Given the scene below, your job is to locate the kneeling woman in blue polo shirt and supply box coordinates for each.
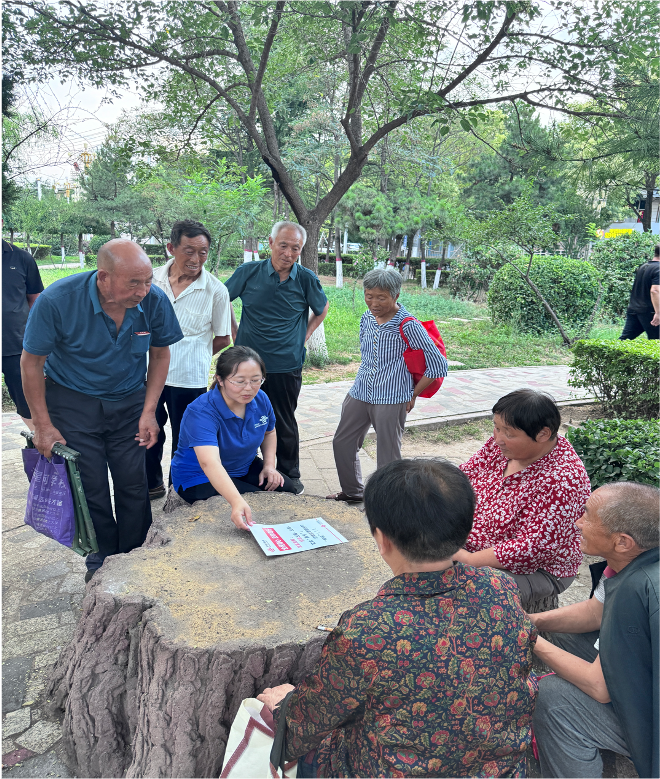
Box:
[171,346,297,530]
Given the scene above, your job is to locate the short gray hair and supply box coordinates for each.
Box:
[271,221,307,247]
[363,268,402,298]
[598,482,660,550]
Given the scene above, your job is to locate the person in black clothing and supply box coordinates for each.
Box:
[2,240,44,425]
[619,243,659,339]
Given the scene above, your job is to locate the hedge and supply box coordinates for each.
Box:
[143,244,168,257]
[569,338,659,419]
[488,255,601,334]
[88,235,112,253]
[567,419,659,488]
[10,242,51,260]
[589,232,657,318]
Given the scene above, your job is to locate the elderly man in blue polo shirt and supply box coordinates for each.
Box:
[225,222,329,494]
[21,239,183,581]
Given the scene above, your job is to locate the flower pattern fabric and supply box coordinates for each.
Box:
[275,565,538,778]
[460,436,591,577]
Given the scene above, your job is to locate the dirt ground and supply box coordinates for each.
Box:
[303,360,359,384]
[362,403,604,464]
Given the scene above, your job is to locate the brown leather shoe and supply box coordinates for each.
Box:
[326,492,363,503]
[149,483,166,500]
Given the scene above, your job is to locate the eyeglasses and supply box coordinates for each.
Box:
[225,378,265,388]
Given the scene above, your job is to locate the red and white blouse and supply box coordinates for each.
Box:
[459,435,591,577]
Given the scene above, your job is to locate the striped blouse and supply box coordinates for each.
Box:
[350,305,448,405]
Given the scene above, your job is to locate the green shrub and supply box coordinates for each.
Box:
[143,243,167,257]
[567,418,660,488]
[448,251,507,301]
[88,235,112,253]
[589,232,657,318]
[85,254,97,268]
[318,261,336,276]
[11,242,51,260]
[569,338,659,419]
[488,255,601,334]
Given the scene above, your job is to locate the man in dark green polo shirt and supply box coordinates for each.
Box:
[225,222,328,493]
[22,240,183,580]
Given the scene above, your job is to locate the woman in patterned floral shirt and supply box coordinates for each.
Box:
[258,459,538,777]
[455,389,591,611]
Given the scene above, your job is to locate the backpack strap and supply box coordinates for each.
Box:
[399,316,417,349]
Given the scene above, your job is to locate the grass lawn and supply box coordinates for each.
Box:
[36,267,623,383]
[313,280,622,380]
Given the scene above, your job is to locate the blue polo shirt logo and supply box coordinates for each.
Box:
[255,415,269,427]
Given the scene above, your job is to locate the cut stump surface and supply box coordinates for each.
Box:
[46,493,389,778]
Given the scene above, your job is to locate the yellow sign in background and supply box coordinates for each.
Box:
[604,228,634,239]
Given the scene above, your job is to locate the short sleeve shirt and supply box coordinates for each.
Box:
[152,261,231,388]
[171,387,276,491]
[2,241,44,356]
[459,436,591,577]
[224,260,328,373]
[628,260,660,313]
[23,271,183,401]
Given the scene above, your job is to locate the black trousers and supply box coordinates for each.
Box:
[2,354,31,418]
[45,378,152,569]
[619,310,659,340]
[177,456,297,503]
[261,370,302,479]
[145,385,207,489]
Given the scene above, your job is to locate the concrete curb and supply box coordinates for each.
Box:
[300,397,597,448]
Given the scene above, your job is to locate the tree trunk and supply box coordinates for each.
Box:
[433,242,447,289]
[642,172,656,233]
[10,228,14,243]
[300,220,320,275]
[26,233,31,254]
[419,235,426,284]
[335,223,343,288]
[325,222,332,263]
[110,220,116,239]
[78,232,85,269]
[45,493,387,778]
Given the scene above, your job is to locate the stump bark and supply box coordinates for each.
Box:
[46,493,389,778]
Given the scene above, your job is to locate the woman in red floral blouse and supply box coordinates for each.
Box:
[456,389,591,610]
[258,459,538,778]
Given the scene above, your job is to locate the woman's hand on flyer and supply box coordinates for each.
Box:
[230,499,254,530]
[259,464,284,491]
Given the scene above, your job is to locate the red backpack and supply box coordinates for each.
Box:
[399,316,447,399]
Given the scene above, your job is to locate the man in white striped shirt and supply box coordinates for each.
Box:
[146,220,231,499]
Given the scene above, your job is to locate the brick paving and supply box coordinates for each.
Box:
[297,365,591,442]
[1,364,594,775]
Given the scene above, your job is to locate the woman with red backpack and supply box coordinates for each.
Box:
[327,268,448,503]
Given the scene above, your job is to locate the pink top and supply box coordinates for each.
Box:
[460,435,591,577]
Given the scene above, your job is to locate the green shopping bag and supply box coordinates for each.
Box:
[22,432,98,557]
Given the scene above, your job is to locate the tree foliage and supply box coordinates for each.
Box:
[588,232,659,318]
[5,0,655,270]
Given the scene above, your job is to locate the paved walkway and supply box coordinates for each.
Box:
[297,365,591,442]
[2,365,592,775]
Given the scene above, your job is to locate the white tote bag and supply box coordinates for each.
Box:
[220,698,297,779]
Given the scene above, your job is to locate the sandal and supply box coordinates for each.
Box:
[325,492,363,503]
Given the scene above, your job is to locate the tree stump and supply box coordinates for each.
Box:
[45,493,389,778]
